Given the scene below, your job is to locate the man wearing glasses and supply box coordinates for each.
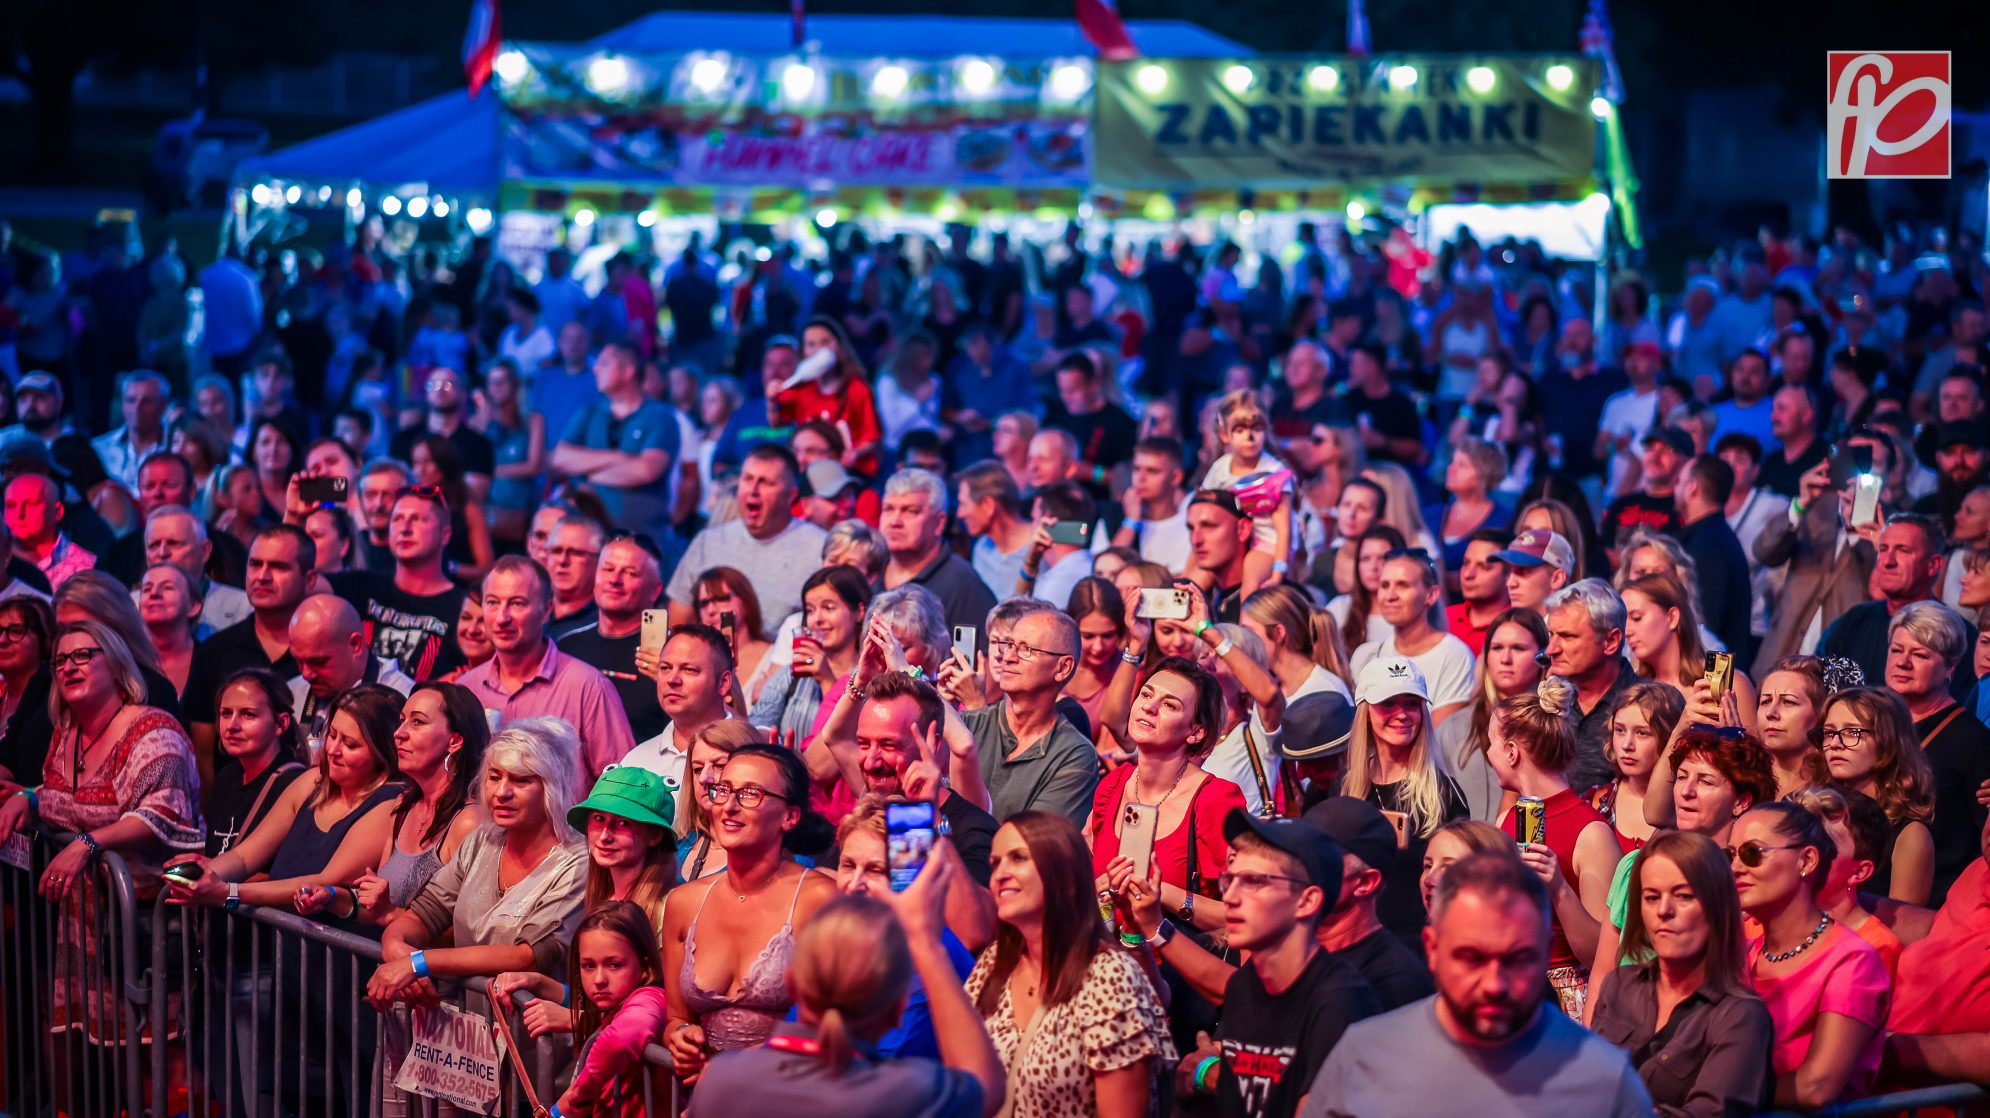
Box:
[959,606,1098,825]
[389,366,494,502]
[1116,810,1379,1118]
[543,514,605,641]
[1348,550,1476,726]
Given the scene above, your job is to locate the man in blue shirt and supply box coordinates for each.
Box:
[941,323,1036,468]
[199,249,263,376]
[550,342,680,543]
[1709,348,1778,455]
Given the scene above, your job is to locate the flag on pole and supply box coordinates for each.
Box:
[1075,0,1138,61]
[463,0,501,97]
[1579,0,1624,103]
[1346,0,1371,58]
[791,0,805,49]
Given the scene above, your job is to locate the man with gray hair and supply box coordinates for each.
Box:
[138,502,250,635]
[1883,599,1990,905]
[879,466,995,636]
[960,604,1097,824]
[1543,579,1642,792]
[559,533,668,741]
[544,513,605,641]
[92,371,170,493]
[455,554,635,779]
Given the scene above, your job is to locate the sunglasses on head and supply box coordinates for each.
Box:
[395,484,448,510]
[1688,723,1748,741]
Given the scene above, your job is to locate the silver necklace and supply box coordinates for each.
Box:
[1762,912,1832,963]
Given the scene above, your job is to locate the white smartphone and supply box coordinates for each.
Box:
[1135,588,1191,621]
[640,609,670,650]
[1851,473,1883,527]
[952,625,977,669]
[1121,802,1161,883]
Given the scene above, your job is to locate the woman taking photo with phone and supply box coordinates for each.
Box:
[1731,802,1891,1109]
[1087,655,1243,941]
[662,745,837,1084]
[970,811,1175,1118]
[1808,686,1936,905]
[1620,571,1759,728]
[1589,831,1774,1115]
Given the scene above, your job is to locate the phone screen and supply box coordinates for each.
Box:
[885,801,936,892]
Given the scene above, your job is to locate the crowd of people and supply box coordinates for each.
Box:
[1,212,1988,1116]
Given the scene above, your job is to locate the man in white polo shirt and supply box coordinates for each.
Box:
[619,622,735,828]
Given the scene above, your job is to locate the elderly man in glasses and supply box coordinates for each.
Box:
[958,605,1098,825]
[1348,549,1476,726]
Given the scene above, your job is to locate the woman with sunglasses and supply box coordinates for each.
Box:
[1589,830,1774,1116]
[662,745,837,1085]
[1731,801,1890,1109]
[1487,676,1623,1021]
[970,811,1175,1118]
[1757,655,1828,799]
[1809,686,1935,905]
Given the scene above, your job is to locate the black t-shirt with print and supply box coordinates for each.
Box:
[1600,490,1680,550]
[328,570,466,682]
[1217,947,1381,1118]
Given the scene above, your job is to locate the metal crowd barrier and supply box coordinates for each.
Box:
[2,826,681,1118]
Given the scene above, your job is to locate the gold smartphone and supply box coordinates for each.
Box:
[1704,652,1735,704]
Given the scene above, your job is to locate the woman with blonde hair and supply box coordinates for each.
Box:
[1809,686,1936,904]
[1615,529,1726,653]
[1341,656,1468,947]
[1586,682,1684,849]
[1620,571,1759,730]
[1241,583,1353,702]
[1361,461,1440,562]
[1487,676,1623,1020]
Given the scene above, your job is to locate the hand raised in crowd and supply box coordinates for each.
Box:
[935,651,988,711]
[1797,460,1833,511]
[1678,677,1742,733]
[1024,519,1056,577]
[1177,576,1212,630]
[634,644,663,681]
[900,717,948,803]
[161,854,229,907]
[878,835,959,949]
[791,629,829,683]
[1121,584,1152,652]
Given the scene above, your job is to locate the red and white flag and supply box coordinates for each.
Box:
[1076,0,1138,61]
[463,0,501,97]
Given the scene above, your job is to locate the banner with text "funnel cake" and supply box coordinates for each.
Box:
[1093,56,1597,190]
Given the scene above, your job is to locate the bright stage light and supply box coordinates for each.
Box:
[1467,66,1496,94]
[1591,96,1612,119]
[816,209,838,227]
[380,195,402,216]
[637,209,658,227]
[1345,200,1366,222]
[959,59,997,94]
[1134,63,1168,95]
[572,207,596,227]
[494,51,529,86]
[1222,65,1254,95]
[873,65,909,99]
[689,57,727,93]
[1545,64,1575,92]
[432,199,449,218]
[1307,65,1339,93]
[587,56,630,95]
[1388,65,1418,91]
[1050,63,1089,100]
[284,185,301,204]
[465,207,494,234]
[782,63,817,100]
[406,196,429,218]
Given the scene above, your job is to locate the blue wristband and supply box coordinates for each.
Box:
[410,949,430,979]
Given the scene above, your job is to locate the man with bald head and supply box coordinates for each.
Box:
[286,594,415,755]
[5,473,94,589]
[138,504,250,635]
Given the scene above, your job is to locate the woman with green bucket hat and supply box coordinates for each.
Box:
[493,764,679,1037]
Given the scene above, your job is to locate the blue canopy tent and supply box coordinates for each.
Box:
[238,11,1248,203]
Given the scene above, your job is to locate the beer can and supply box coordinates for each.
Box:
[1097,889,1117,937]
[1517,796,1547,846]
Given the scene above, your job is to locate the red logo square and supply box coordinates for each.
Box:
[1827,52,1951,179]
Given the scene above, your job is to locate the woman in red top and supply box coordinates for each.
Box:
[1087,655,1244,942]
[776,317,884,476]
[1485,675,1625,1022]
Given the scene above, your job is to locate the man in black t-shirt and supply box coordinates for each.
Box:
[1042,352,1138,496]
[1128,810,1379,1118]
[388,366,495,494]
[556,534,667,741]
[1304,796,1436,1011]
[1601,425,1688,565]
[1344,343,1425,468]
[327,487,466,681]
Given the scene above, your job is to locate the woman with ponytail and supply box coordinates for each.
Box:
[1485,675,1626,1022]
[1241,583,1354,702]
[692,857,1007,1116]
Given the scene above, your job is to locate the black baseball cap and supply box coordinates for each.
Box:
[1302,796,1398,875]
[1640,425,1694,458]
[1937,421,1987,452]
[1223,808,1344,897]
[1187,488,1253,521]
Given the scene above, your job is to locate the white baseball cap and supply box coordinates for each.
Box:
[1354,655,1429,707]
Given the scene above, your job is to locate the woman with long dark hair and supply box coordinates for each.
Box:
[970,811,1175,1117]
[750,565,871,749]
[1590,830,1773,1114]
[411,433,495,584]
[1065,577,1128,760]
[1328,525,1407,653]
[694,565,773,689]
[1443,606,1548,822]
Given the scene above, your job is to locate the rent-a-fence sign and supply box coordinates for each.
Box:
[395,1003,502,1114]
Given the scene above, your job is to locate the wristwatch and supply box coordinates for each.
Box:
[1176,892,1195,923]
[1145,919,1177,949]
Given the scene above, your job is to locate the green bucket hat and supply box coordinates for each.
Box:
[569,765,678,841]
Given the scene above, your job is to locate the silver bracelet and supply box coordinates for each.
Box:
[1120,649,1145,666]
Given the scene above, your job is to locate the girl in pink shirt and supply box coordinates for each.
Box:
[556,902,671,1117]
[1733,802,1890,1109]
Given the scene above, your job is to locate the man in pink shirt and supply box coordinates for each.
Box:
[457,554,635,778]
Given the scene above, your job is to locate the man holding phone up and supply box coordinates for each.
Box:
[1113,811,1380,1118]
